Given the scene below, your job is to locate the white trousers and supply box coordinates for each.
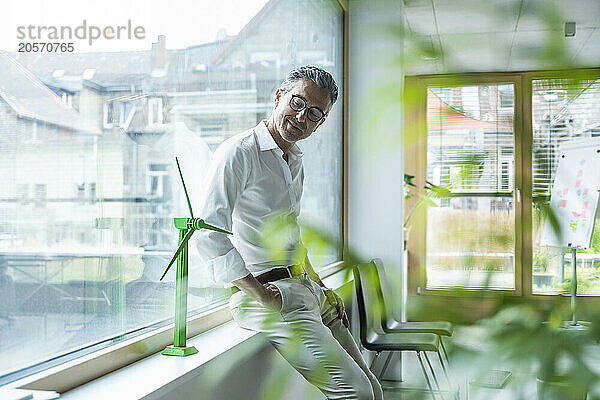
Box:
[230,274,384,400]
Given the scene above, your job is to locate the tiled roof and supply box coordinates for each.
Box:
[13,50,152,76]
[0,52,100,134]
[12,39,231,93]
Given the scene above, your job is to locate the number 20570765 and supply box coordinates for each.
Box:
[18,42,74,52]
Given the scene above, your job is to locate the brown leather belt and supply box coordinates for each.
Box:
[231,266,302,294]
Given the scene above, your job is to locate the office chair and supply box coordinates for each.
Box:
[353,263,448,400]
[371,258,453,368]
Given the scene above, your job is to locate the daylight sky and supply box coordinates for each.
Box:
[1,0,269,52]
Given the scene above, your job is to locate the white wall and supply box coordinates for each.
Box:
[347,0,405,316]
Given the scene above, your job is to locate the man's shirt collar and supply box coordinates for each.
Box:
[255,120,303,159]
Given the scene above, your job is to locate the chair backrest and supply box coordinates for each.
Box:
[372,258,395,327]
[353,261,388,344]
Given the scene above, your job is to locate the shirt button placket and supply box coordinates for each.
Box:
[288,183,296,208]
[279,154,295,210]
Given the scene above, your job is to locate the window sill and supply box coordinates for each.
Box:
[60,320,258,399]
[8,262,350,397]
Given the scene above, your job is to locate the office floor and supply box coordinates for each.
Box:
[380,326,600,400]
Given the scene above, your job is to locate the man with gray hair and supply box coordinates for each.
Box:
[196,66,383,400]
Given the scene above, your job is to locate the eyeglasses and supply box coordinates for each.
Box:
[289,95,326,122]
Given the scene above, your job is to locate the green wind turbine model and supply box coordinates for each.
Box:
[160,157,232,357]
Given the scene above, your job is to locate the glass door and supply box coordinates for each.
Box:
[423,83,516,290]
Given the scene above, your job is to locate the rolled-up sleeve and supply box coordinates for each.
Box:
[194,140,251,284]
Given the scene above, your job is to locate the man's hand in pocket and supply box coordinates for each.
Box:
[263,283,282,311]
[324,289,350,328]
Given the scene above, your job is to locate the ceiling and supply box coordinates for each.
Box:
[402,0,600,75]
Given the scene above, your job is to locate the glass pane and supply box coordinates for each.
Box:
[0,0,343,381]
[532,78,600,294]
[426,196,515,289]
[425,84,515,289]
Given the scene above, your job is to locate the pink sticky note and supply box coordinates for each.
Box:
[584,201,589,209]
[578,170,583,177]
[560,199,567,208]
[583,188,589,196]
[563,188,569,196]
[576,180,582,188]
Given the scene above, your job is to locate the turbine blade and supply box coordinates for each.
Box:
[176,157,194,219]
[195,219,233,235]
[159,228,196,281]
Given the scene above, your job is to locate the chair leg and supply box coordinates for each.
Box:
[424,351,445,400]
[417,351,438,400]
[437,349,453,396]
[440,338,450,366]
[437,349,451,379]
[370,351,381,376]
[379,351,394,379]
[438,338,457,399]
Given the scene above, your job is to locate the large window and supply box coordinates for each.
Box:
[425,84,515,290]
[532,78,600,295]
[0,0,344,383]
[408,72,600,298]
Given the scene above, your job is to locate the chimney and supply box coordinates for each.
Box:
[151,35,167,71]
[215,28,228,41]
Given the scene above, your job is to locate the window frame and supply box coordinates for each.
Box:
[147,97,163,126]
[120,101,136,128]
[405,68,600,303]
[405,73,524,298]
[522,68,600,300]
[102,101,116,129]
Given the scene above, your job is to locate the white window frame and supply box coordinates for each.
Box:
[103,101,116,129]
[297,50,327,65]
[249,52,280,68]
[120,102,136,130]
[147,98,163,126]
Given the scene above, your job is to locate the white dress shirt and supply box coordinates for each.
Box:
[194,120,307,284]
